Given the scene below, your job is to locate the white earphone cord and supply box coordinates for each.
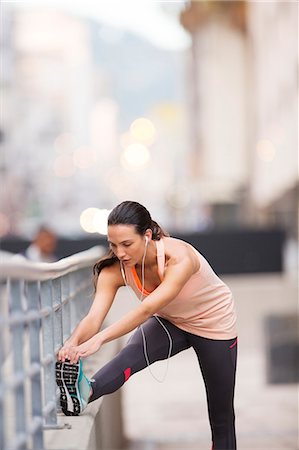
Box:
[120,240,173,383]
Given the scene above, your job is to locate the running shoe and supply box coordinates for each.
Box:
[55,359,91,416]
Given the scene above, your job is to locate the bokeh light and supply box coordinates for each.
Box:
[54,132,76,153]
[93,209,111,235]
[151,103,182,124]
[80,208,111,234]
[121,143,150,170]
[53,154,75,177]
[120,131,134,150]
[73,146,97,169]
[90,98,119,150]
[129,118,156,146]
[256,139,276,162]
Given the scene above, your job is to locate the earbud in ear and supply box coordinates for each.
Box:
[145,236,149,245]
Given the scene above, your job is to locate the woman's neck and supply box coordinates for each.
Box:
[135,240,157,269]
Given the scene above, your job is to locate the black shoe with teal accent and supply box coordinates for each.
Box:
[55,359,91,416]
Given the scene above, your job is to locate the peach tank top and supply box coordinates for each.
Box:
[123,238,237,340]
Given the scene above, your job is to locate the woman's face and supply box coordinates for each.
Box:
[107,224,146,266]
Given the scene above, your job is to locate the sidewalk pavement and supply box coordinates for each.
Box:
[108,273,298,450]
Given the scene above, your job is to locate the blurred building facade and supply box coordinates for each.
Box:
[0,4,190,237]
[1,6,100,235]
[247,1,298,238]
[0,2,297,239]
[181,1,298,236]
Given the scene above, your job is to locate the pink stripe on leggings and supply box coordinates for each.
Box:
[229,338,238,349]
[124,368,131,382]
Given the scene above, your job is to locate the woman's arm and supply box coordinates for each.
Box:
[58,264,123,361]
[70,252,195,362]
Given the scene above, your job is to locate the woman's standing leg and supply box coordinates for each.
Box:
[188,334,238,450]
[89,317,190,402]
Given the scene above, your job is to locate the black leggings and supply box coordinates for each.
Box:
[89,317,237,450]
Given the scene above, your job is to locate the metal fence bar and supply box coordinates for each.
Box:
[69,272,77,334]
[52,278,63,355]
[40,279,57,427]
[76,268,93,320]
[26,281,44,450]
[72,271,81,327]
[9,280,27,450]
[61,274,71,344]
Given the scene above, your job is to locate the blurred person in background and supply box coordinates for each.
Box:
[25,226,58,263]
[56,201,238,450]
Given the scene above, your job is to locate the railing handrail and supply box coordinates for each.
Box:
[0,245,105,281]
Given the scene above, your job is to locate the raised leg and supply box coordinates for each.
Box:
[89,316,191,402]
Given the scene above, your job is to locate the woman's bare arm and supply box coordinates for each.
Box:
[58,264,123,361]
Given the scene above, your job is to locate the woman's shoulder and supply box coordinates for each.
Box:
[97,261,124,286]
[162,237,200,269]
[163,236,195,252]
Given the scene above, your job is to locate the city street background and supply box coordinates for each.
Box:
[1,1,298,449]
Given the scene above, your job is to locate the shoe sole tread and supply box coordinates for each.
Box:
[55,361,81,416]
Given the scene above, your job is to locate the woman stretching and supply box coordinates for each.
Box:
[56,200,238,450]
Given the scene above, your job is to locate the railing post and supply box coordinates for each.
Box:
[52,278,63,354]
[61,274,71,344]
[40,280,57,427]
[69,272,77,333]
[26,281,44,450]
[84,268,94,316]
[75,268,93,321]
[73,270,83,326]
[9,279,27,450]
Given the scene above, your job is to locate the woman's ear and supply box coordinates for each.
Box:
[144,229,152,243]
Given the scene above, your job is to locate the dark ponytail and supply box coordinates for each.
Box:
[150,219,168,240]
[93,201,168,286]
[93,250,118,284]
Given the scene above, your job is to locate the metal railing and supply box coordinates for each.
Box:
[0,246,104,450]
